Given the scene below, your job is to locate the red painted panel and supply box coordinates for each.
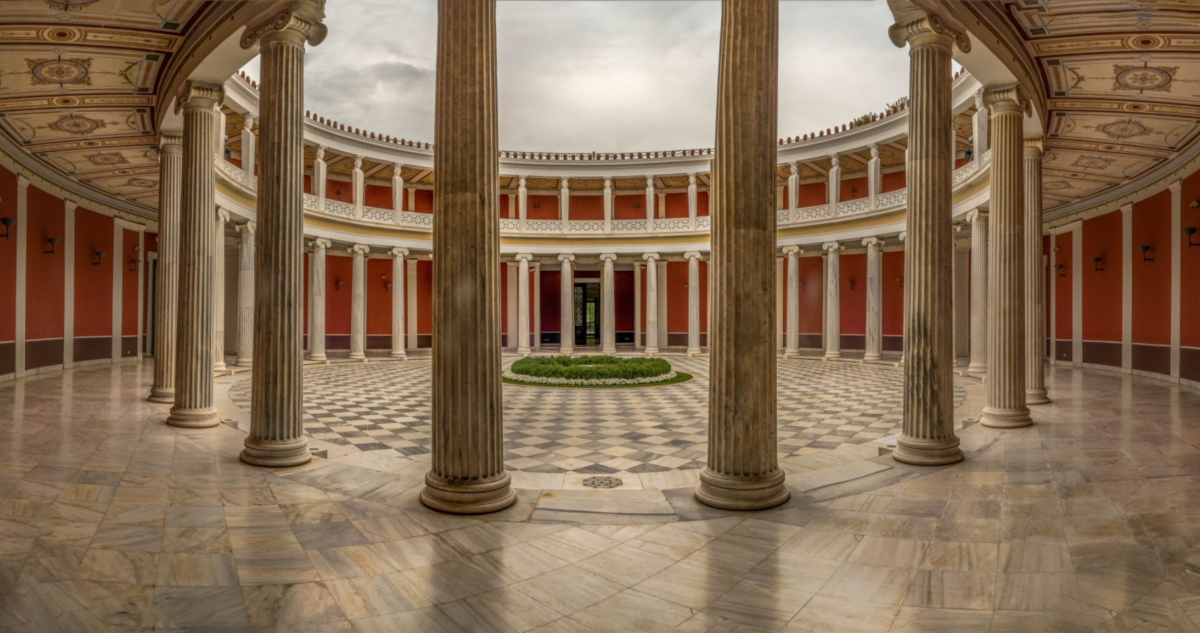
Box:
[1082,211,1122,342]
[366,258,391,335]
[1054,232,1072,340]
[500,263,507,333]
[527,194,558,220]
[74,207,113,338]
[364,184,392,209]
[325,254,352,335]
[781,259,788,334]
[798,183,826,207]
[26,186,64,340]
[664,193,688,219]
[0,166,16,341]
[303,253,308,336]
[841,176,868,202]
[415,189,433,214]
[144,232,156,332]
[699,261,708,333]
[955,157,967,169]
[798,256,823,334]
[882,251,904,336]
[122,229,138,335]
[1182,169,1200,348]
[697,191,709,217]
[882,171,906,193]
[303,174,311,194]
[541,270,560,333]
[639,265,646,331]
[1132,190,1171,345]
[417,260,432,334]
[667,262,687,333]
[840,253,866,335]
[569,195,603,220]
[326,179,351,203]
[614,194,644,220]
[616,270,635,332]
[1044,235,1051,337]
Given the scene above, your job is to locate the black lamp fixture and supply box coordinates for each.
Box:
[129,258,141,272]
[846,279,856,291]
[0,217,13,239]
[1091,257,1104,272]
[896,277,904,287]
[1054,264,1066,277]
[334,279,343,292]
[1138,244,1154,262]
[381,274,390,292]
[92,250,105,265]
[1185,226,1198,249]
[44,237,60,254]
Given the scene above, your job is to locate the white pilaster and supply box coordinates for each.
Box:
[349,243,369,360]
[559,254,574,354]
[1050,235,1058,366]
[1072,226,1082,367]
[603,177,613,233]
[390,248,407,359]
[112,220,122,362]
[63,201,76,368]
[406,259,418,350]
[1170,180,1182,379]
[313,145,327,212]
[507,192,515,219]
[137,228,144,360]
[644,252,660,354]
[645,177,655,232]
[863,237,882,361]
[352,156,364,220]
[235,222,255,367]
[1121,204,1133,372]
[967,209,988,374]
[657,192,666,219]
[240,113,256,179]
[687,174,698,231]
[823,242,842,359]
[600,253,617,354]
[685,251,702,355]
[309,238,330,361]
[868,145,881,210]
[559,178,570,232]
[516,253,532,355]
[407,188,415,213]
[14,177,28,376]
[518,176,528,232]
[784,246,800,358]
[213,209,229,372]
[787,163,799,216]
[828,154,842,210]
[392,163,404,222]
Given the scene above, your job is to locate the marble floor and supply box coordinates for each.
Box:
[1,358,1200,632]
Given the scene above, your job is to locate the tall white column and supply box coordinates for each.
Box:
[777,257,785,351]
[1121,204,1133,372]
[953,240,970,363]
[823,242,842,359]
[63,201,76,368]
[644,253,660,355]
[972,90,989,157]
[518,176,528,231]
[1024,139,1049,403]
[309,238,329,361]
[787,163,799,214]
[1170,180,1182,379]
[1072,226,1082,366]
[828,154,842,210]
[603,177,613,233]
[235,221,255,367]
[390,248,407,359]
[313,145,327,212]
[213,208,229,372]
[657,192,666,220]
[352,156,364,219]
[349,244,369,360]
[600,253,617,354]
[137,228,145,360]
[240,113,256,179]
[559,178,570,232]
[784,246,801,358]
[516,253,532,355]
[634,262,642,348]
[685,251,702,355]
[392,163,404,221]
[645,177,655,232]
[864,237,883,361]
[868,145,881,209]
[406,258,418,350]
[14,177,28,376]
[687,174,698,230]
[967,209,988,374]
[533,263,541,350]
[559,254,574,354]
[112,221,123,361]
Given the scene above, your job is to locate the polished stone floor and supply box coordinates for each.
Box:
[1,359,1200,631]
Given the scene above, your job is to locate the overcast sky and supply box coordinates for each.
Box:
[241,0,912,152]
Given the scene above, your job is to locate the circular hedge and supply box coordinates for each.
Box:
[504,355,683,387]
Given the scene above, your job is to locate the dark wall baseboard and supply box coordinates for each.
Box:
[839,335,865,351]
[1182,347,1200,384]
[1132,344,1170,376]
[883,335,903,352]
[74,337,111,363]
[0,342,13,376]
[121,336,138,359]
[26,339,64,371]
[1082,341,1121,368]
[1054,340,1072,363]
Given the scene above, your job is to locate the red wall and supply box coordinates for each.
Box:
[1054,232,1073,341]
[417,260,432,335]
[540,271,560,334]
[569,195,603,221]
[366,258,391,335]
[798,183,826,207]
[666,262,688,333]
[1082,211,1121,342]
[74,208,113,338]
[414,189,433,214]
[143,232,157,333]
[614,195,645,220]
[664,193,688,219]
[26,186,64,340]
[1181,171,1200,349]
[697,191,709,217]
[121,229,138,336]
[326,179,351,203]
[882,171,906,193]
[840,253,866,335]
[799,256,823,333]
[364,184,392,209]
[527,194,558,220]
[303,174,311,194]
[616,269,637,332]
[882,251,904,336]
[0,167,15,343]
[325,254,352,336]
[841,176,868,202]
[1132,190,1171,345]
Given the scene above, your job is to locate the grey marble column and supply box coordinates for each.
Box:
[783,246,800,358]
[149,133,182,403]
[559,254,574,354]
[967,209,989,375]
[240,0,325,467]
[516,253,532,355]
[981,86,1033,429]
[643,253,660,355]
[390,247,408,359]
[685,251,702,355]
[888,12,967,465]
[309,238,330,362]
[349,244,369,360]
[1024,138,1050,404]
[213,208,229,372]
[696,0,788,511]
[823,242,842,359]
[167,81,223,429]
[864,237,883,361]
[600,253,617,354]
[421,0,515,515]
[235,222,255,368]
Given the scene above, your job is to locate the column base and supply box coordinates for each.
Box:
[863,353,881,362]
[240,436,312,468]
[967,364,987,375]
[390,351,407,360]
[148,387,174,404]
[1026,389,1050,405]
[603,347,617,355]
[236,358,252,368]
[824,351,842,360]
[166,406,219,428]
[892,435,964,466]
[421,471,516,515]
[518,347,531,356]
[644,347,659,356]
[687,348,701,356]
[783,349,799,359]
[309,353,327,362]
[695,468,790,511]
[980,406,1033,429]
[560,349,574,356]
[214,362,227,372]
[348,353,366,361]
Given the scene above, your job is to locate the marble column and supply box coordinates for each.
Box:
[421,0,514,515]
[309,238,330,362]
[787,163,799,213]
[967,209,988,374]
[823,242,842,359]
[240,0,325,467]
[685,251,702,355]
[149,134,182,403]
[888,12,968,464]
[349,244,369,360]
[167,81,223,429]
[603,178,613,233]
[981,86,1033,429]
[235,221,255,368]
[643,253,660,355]
[600,253,617,354]
[1024,138,1049,404]
[516,253,532,355]
[518,176,528,231]
[696,0,788,511]
[313,145,327,212]
[868,145,881,209]
[390,247,407,359]
[864,237,883,361]
[559,254,574,354]
[213,209,229,372]
[645,177,655,231]
[783,246,800,358]
[687,175,699,230]
[559,179,570,232]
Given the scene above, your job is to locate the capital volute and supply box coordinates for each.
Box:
[782,246,801,256]
[350,243,371,255]
[238,221,256,235]
[241,0,328,49]
[983,85,1031,117]
[216,208,231,223]
[888,11,970,53]
[898,231,907,242]
[966,209,987,224]
[862,237,881,249]
[311,237,331,250]
[557,253,574,264]
[599,252,618,263]
[175,80,224,115]
[390,247,409,257]
[683,251,703,261]
[515,252,534,263]
[822,242,842,253]
[643,252,660,262]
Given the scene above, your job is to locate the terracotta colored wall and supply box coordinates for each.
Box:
[614,270,635,333]
[1044,236,1051,338]
[699,262,708,333]
[697,191,709,217]
[500,264,507,334]
[667,262,687,333]
[1053,232,1073,341]
[326,179,351,203]
[366,258,391,335]
[798,183,826,207]
[143,232,157,333]
[417,260,432,335]
[639,266,646,332]
[325,254,352,336]
[26,186,65,340]
[664,193,688,219]
[415,189,433,214]
[840,253,866,335]
[798,256,823,333]
[527,194,558,220]
[1132,190,1171,345]
[541,270,560,334]
[569,195,603,221]
[121,229,138,336]
[0,166,14,343]
[882,171,906,193]
[614,194,645,220]
[303,174,311,194]
[841,176,868,202]
[1081,211,1122,342]
[1181,170,1200,348]
[303,253,308,336]
[882,251,904,336]
[74,207,113,338]
[364,184,392,209]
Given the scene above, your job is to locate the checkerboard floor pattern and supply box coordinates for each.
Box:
[229,356,965,474]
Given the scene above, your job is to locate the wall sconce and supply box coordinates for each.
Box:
[1054,264,1066,277]
[335,189,344,199]
[1091,257,1104,272]
[896,277,904,287]
[1138,245,1154,262]
[632,202,641,212]
[44,237,60,254]
[92,250,105,265]
[1185,226,1198,249]
[532,202,541,213]
[0,218,13,239]
[129,258,141,272]
[846,279,855,291]
[334,279,343,291]
[382,274,390,292]
[1053,245,1061,253]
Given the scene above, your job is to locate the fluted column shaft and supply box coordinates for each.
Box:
[696,0,788,511]
[422,0,514,515]
[889,14,967,465]
[1024,140,1049,404]
[685,252,702,355]
[240,1,325,467]
[968,210,989,374]
[784,246,800,357]
[149,135,182,403]
[516,253,532,355]
[391,248,408,359]
[349,244,369,360]
[235,222,255,367]
[643,253,660,355]
[823,243,842,359]
[559,254,574,354]
[309,239,330,361]
[213,209,228,372]
[601,253,617,354]
[167,82,223,429]
[864,237,883,361]
[981,88,1033,428]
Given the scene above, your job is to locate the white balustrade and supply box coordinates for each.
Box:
[567,220,606,233]
[836,197,872,217]
[876,190,907,209]
[324,199,355,218]
[361,206,395,223]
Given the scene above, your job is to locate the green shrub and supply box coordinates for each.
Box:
[509,355,672,381]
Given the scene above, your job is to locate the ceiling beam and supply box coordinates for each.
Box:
[802,161,828,177]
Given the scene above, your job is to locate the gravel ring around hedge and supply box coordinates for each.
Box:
[503,371,693,389]
[508,355,672,381]
[502,369,677,386]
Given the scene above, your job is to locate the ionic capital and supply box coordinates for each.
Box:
[862,237,881,249]
[898,231,907,242]
[175,80,224,115]
[1120,203,1134,215]
[518,176,527,188]
[643,252,660,262]
[350,243,371,255]
[966,208,988,224]
[310,237,331,250]
[1023,136,1044,156]
[603,177,612,188]
[393,162,403,175]
[683,251,703,261]
[16,175,29,191]
[688,173,697,185]
[788,162,798,176]
[315,145,326,161]
[869,145,879,160]
[888,11,970,53]
[782,245,801,256]
[557,253,574,264]
[216,208,231,223]
[352,156,363,170]
[599,252,618,263]
[515,252,534,263]
[237,222,256,235]
[1168,180,1183,195]
[829,154,840,168]
[983,85,1031,117]
[390,247,409,258]
[242,113,255,129]
[241,0,328,49]
[159,133,183,152]
[822,242,842,253]
[645,177,654,188]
